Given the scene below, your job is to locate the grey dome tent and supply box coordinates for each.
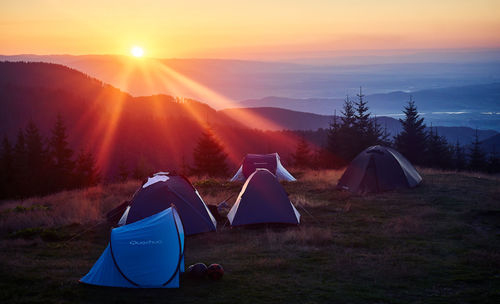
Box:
[230,153,296,182]
[228,168,300,226]
[337,145,422,194]
[117,172,216,235]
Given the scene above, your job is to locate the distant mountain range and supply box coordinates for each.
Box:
[240,83,500,131]
[480,134,500,154]
[3,54,499,132]
[240,83,500,114]
[1,61,498,178]
[219,107,498,145]
[2,54,500,103]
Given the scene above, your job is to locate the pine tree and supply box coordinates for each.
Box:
[425,127,453,169]
[75,149,100,187]
[340,97,356,128]
[378,121,393,146]
[191,127,228,177]
[292,137,311,168]
[49,114,75,189]
[24,120,49,195]
[327,96,358,166]
[367,116,385,146]
[354,87,370,130]
[354,87,372,150]
[327,92,386,166]
[394,97,427,165]
[468,129,486,171]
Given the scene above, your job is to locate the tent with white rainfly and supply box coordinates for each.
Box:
[228,168,300,226]
[230,153,296,182]
[80,207,185,288]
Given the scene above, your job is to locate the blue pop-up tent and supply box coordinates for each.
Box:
[80,207,185,288]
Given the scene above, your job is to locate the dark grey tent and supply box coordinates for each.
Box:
[228,169,300,226]
[117,172,216,235]
[230,153,296,182]
[337,145,422,194]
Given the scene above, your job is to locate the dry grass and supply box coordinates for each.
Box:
[1,168,499,303]
[0,180,140,232]
[294,168,343,187]
[201,190,237,207]
[264,226,334,248]
[418,167,500,181]
[290,194,330,208]
[381,205,438,237]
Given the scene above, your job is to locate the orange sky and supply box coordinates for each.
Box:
[1,0,499,59]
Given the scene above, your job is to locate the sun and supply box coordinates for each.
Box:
[130,46,144,57]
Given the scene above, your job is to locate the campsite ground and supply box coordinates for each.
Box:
[0,169,499,303]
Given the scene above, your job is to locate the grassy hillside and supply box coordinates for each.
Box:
[0,169,499,303]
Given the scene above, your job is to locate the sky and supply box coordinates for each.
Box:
[1,0,500,59]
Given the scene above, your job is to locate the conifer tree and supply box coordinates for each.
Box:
[327,96,358,166]
[378,120,392,146]
[354,87,384,150]
[468,129,486,171]
[354,87,371,143]
[395,97,427,165]
[49,114,74,189]
[426,127,453,169]
[367,116,385,146]
[191,127,228,177]
[75,149,100,187]
[24,120,49,195]
[453,140,467,171]
[292,137,311,168]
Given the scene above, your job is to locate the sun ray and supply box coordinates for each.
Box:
[149,59,297,164]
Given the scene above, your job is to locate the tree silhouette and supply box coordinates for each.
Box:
[191,127,228,177]
[75,149,100,187]
[49,114,74,189]
[354,87,371,150]
[292,137,311,168]
[468,129,486,171]
[327,91,385,166]
[426,126,453,169]
[395,97,427,165]
[453,140,467,171]
[328,96,358,166]
[25,120,49,195]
